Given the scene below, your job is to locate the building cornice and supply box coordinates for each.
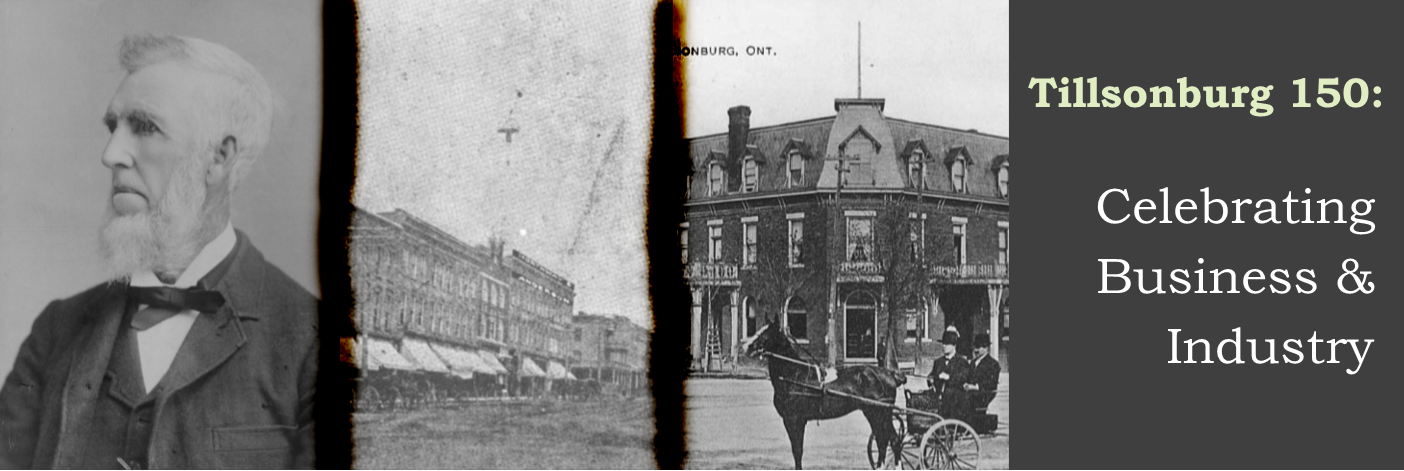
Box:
[685,188,1009,209]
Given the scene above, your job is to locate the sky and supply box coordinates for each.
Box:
[683,0,1009,138]
[353,0,1007,330]
[354,0,654,328]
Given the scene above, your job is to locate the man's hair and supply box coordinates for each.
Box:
[119,33,274,190]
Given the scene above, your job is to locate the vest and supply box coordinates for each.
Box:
[79,301,163,469]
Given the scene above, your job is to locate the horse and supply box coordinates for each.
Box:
[740,322,906,470]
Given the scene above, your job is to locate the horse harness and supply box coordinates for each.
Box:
[760,351,896,405]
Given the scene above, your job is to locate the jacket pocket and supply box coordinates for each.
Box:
[212,424,295,451]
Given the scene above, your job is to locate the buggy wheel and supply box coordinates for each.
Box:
[920,419,980,469]
[869,415,920,469]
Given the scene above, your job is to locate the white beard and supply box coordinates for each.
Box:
[99,147,214,281]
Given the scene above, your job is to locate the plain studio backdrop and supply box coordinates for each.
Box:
[0,0,321,380]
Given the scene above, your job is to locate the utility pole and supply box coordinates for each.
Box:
[910,151,939,362]
[824,151,860,366]
[857,22,862,99]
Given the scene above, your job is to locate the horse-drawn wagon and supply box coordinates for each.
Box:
[862,388,984,469]
[740,323,998,470]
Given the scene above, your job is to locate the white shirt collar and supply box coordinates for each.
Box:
[130,223,236,288]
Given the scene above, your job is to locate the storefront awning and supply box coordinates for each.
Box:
[546,361,569,380]
[400,338,450,374]
[519,357,547,377]
[477,350,510,375]
[429,343,495,377]
[364,337,419,372]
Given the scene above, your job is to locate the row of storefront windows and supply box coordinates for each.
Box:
[682,216,1008,267]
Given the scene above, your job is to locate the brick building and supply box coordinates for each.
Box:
[351,207,575,398]
[683,98,1010,372]
[570,313,649,394]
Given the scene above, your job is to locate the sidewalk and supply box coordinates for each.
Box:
[688,367,769,380]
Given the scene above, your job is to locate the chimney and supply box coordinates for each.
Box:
[489,236,506,265]
[727,105,751,162]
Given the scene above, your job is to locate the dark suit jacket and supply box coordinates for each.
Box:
[0,231,318,469]
[928,354,970,393]
[967,354,1001,408]
[927,354,971,420]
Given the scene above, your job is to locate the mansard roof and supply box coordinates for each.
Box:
[685,100,1009,199]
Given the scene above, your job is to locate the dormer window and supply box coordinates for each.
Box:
[787,151,803,188]
[708,162,725,196]
[945,147,972,194]
[742,157,758,193]
[908,150,927,190]
[950,158,967,193]
[837,127,880,187]
[998,164,1009,198]
[991,154,1011,199]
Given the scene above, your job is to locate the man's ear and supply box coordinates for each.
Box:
[207,135,238,185]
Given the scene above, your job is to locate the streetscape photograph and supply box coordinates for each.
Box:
[349,0,654,468]
[678,1,1010,468]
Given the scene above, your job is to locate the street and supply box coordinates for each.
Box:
[354,398,655,469]
[685,376,1009,469]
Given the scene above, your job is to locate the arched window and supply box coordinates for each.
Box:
[908,150,926,189]
[950,158,967,193]
[787,151,804,188]
[998,164,1009,198]
[784,296,808,340]
[742,157,758,193]
[709,162,725,196]
[742,296,759,338]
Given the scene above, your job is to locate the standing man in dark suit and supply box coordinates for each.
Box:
[927,326,970,422]
[0,33,317,469]
[965,334,1001,411]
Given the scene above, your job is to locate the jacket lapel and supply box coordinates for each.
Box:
[154,232,261,396]
[152,303,246,395]
[53,284,127,468]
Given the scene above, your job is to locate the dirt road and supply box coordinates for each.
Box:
[354,398,655,469]
[685,377,1008,469]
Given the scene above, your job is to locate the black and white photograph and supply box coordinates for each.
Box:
[678,1,1010,468]
[349,0,655,468]
[0,1,322,468]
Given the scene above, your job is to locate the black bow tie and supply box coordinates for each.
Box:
[129,285,226,314]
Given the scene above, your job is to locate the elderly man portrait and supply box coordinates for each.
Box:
[0,33,318,469]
